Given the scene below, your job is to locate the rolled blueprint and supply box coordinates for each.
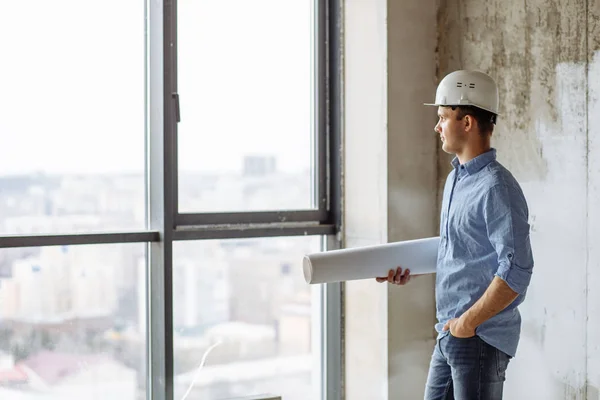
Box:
[303,236,440,284]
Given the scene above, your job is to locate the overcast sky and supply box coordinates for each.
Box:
[0,0,313,176]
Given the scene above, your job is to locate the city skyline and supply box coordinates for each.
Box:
[0,170,318,399]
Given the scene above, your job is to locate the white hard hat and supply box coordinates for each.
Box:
[424,70,500,115]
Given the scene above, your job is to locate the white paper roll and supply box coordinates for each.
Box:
[303,236,440,284]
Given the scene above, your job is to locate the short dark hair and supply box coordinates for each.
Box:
[450,106,496,135]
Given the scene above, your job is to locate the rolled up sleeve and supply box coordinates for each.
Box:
[483,184,534,295]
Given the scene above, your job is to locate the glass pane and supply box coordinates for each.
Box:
[177,0,317,212]
[0,243,147,399]
[173,236,321,400]
[0,1,145,235]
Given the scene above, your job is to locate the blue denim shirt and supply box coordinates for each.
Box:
[435,148,534,358]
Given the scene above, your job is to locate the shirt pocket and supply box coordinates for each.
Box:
[449,200,488,254]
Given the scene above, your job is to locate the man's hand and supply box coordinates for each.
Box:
[375,267,418,286]
[443,317,476,338]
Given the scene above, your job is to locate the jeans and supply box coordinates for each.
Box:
[424,334,511,400]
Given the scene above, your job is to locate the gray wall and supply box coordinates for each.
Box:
[343,0,438,399]
[341,1,600,398]
[436,0,600,398]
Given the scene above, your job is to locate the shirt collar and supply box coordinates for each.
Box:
[451,148,497,175]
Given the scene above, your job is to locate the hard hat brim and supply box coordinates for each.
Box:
[423,103,500,116]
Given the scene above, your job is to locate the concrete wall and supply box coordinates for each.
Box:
[588,2,600,398]
[342,0,600,399]
[436,0,600,398]
[343,0,438,399]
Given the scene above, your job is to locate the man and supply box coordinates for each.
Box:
[376,70,534,399]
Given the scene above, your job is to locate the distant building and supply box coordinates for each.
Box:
[174,353,312,400]
[243,155,277,177]
[0,350,137,399]
[138,247,231,337]
[0,246,118,322]
[0,351,27,389]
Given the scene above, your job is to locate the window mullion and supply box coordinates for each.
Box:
[147,0,176,399]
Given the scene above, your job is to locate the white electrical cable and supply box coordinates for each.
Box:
[180,339,223,400]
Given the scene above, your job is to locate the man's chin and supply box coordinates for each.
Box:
[441,143,455,155]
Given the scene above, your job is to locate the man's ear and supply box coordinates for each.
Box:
[463,114,474,132]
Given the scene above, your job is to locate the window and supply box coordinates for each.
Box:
[177,0,316,213]
[0,0,341,399]
[0,0,145,235]
[173,237,320,400]
[0,244,146,399]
